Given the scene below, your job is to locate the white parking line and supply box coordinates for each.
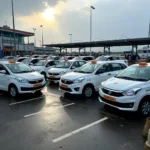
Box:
[9,96,45,106]
[24,103,75,118]
[52,117,108,143]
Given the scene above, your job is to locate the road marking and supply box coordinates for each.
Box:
[24,103,75,118]
[9,96,45,106]
[46,93,61,98]
[52,117,108,143]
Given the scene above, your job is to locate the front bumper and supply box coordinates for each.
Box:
[47,74,61,81]
[17,81,46,94]
[99,88,139,111]
[59,80,84,95]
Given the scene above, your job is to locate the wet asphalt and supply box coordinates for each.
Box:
[0,83,146,150]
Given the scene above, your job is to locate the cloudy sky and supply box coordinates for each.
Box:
[0,0,150,51]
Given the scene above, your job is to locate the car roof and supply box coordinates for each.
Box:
[0,61,20,65]
[131,63,150,67]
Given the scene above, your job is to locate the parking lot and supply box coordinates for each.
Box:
[0,83,145,150]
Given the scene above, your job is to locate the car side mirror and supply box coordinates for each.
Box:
[29,63,33,66]
[71,66,76,69]
[0,70,6,74]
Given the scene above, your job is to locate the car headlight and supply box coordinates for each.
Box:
[123,88,141,96]
[74,78,85,83]
[16,77,28,83]
[100,83,104,90]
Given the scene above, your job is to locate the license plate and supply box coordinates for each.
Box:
[34,83,42,88]
[60,84,68,88]
[104,95,116,102]
[50,75,55,78]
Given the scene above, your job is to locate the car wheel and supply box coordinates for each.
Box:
[139,99,150,117]
[41,72,47,80]
[9,85,18,98]
[82,85,93,98]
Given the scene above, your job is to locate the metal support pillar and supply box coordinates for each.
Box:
[66,48,67,55]
[104,46,106,54]
[79,48,81,56]
[59,47,62,56]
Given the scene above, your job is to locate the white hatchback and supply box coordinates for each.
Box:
[59,60,127,98]
[99,62,150,116]
[47,60,86,82]
[0,60,46,97]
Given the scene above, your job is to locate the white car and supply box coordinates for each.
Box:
[96,55,128,65]
[31,60,59,79]
[59,60,127,98]
[0,60,46,97]
[73,56,94,62]
[99,62,150,116]
[47,60,86,82]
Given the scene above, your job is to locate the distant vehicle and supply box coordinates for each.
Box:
[32,55,39,58]
[48,56,60,60]
[96,55,128,65]
[0,60,46,97]
[73,56,94,62]
[38,55,48,59]
[60,56,75,61]
[16,55,20,58]
[138,49,150,59]
[17,57,29,63]
[59,60,127,98]
[2,56,16,61]
[47,60,86,82]
[99,62,150,117]
[31,60,59,79]
[24,55,30,57]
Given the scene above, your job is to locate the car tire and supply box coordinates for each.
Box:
[139,98,150,117]
[41,72,47,80]
[82,85,94,98]
[9,85,18,98]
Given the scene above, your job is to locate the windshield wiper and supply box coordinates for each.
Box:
[116,76,135,80]
[132,78,148,81]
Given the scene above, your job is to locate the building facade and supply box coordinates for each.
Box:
[0,25,34,57]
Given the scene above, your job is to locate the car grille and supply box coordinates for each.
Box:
[21,84,46,91]
[48,73,59,76]
[61,79,73,85]
[102,88,124,97]
[28,79,43,84]
[99,96,134,108]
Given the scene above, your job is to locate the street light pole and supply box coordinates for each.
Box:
[90,6,95,56]
[69,34,72,54]
[11,0,16,56]
[40,25,44,47]
[33,28,36,47]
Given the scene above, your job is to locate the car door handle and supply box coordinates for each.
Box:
[108,73,111,75]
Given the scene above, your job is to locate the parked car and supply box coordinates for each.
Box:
[31,59,59,79]
[0,60,46,97]
[47,60,86,82]
[2,56,16,61]
[60,56,75,61]
[99,62,150,116]
[96,55,128,65]
[73,56,94,62]
[59,60,127,98]
[48,56,60,61]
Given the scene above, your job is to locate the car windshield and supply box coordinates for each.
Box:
[55,61,71,68]
[6,63,33,74]
[74,63,100,73]
[34,60,47,66]
[116,66,150,81]
[96,56,107,61]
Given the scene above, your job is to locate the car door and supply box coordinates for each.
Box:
[95,63,112,90]
[0,64,10,90]
[71,61,80,70]
[110,63,123,76]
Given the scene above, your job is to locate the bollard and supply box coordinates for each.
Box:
[143,118,150,138]
[144,129,150,150]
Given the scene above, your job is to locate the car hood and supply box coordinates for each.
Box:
[62,72,92,80]
[15,72,43,80]
[48,68,68,73]
[103,77,145,91]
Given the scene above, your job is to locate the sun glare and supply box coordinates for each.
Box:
[43,8,55,20]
